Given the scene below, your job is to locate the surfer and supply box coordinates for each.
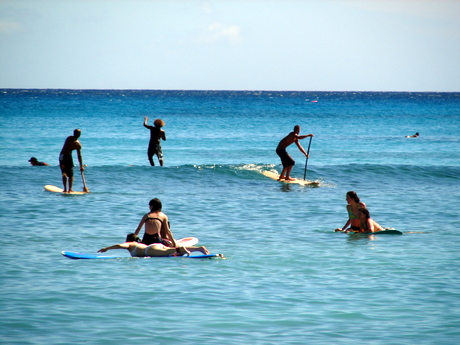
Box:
[405,132,419,138]
[335,191,367,232]
[98,233,211,257]
[28,157,49,166]
[143,117,166,166]
[134,198,178,247]
[276,125,313,181]
[59,129,84,193]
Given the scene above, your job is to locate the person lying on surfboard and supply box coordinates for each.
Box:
[134,198,177,247]
[276,125,313,181]
[59,128,85,193]
[335,191,366,232]
[98,233,210,257]
[349,208,388,233]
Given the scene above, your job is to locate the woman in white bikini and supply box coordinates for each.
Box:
[98,233,210,257]
[335,191,366,232]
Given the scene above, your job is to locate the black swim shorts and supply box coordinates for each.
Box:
[276,148,295,167]
[59,154,74,177]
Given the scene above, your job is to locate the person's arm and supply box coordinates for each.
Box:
[76,147,84,171]
[298,134,314,140]
[161,130,166,141]
[161,215,177,247]
[340,219,351,232]
[133,215,147,236]
[295,140,308,157]
[143,117,152,129]
[98,243,130,253]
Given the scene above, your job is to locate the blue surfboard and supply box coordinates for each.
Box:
[61,251,223,260]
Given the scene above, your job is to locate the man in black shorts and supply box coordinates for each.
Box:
[59,129,85,192]
[276,125,313,181]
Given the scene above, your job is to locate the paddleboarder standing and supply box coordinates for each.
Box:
[276,125,313,181]
[59,129,84,193]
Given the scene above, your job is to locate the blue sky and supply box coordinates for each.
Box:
[1,0,459,91]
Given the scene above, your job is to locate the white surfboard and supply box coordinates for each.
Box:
[262,171,319,186]
[44,185,88,195]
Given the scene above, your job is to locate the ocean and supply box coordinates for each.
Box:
[1,89,459,344]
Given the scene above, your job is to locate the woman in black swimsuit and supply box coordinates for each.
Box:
[133,198,177,247]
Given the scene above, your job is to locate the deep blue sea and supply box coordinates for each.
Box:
[1,89,460,344]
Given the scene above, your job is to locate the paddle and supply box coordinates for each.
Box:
[81,170,90,193]
[303,136,313,181]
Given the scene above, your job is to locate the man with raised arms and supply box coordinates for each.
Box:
[59,129,84,193]
[276,125,313,181]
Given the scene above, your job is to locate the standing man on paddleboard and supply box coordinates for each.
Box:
[143,117,166,166]
[59,129,84,193]
[276,125,313,181]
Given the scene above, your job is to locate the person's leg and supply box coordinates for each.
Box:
[148,153,155,166]
[68,176,74,192]
[279,167,288,180]
[285,165,295,180]
[62,175,68,192]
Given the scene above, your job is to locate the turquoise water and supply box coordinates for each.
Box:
[1,90,460,344]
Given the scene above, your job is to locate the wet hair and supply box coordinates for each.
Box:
[293,125,300,132]
[126,233,141,242]
[154,119,165,127]
[358,208,370,219]
[149,198,162,212]
[346,191,360,203]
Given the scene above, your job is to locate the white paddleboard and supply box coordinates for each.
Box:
[262,171,319,186]
[44,185,88,195]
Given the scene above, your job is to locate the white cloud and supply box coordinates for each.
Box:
[203,22,242,44]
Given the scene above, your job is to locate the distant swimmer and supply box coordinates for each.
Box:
[98,233,210,257]
[276,125,313,181]
[405,132,419,138]
[59,129,84,193]
[143,117,166,166]
[28,157,49,166]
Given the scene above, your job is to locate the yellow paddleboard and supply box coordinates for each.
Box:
[44,185,88,195]
[262,171,319,186]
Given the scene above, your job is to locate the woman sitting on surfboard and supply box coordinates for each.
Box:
[335,191,366,232]
[98,233,210,257]
[134,198,177,247]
